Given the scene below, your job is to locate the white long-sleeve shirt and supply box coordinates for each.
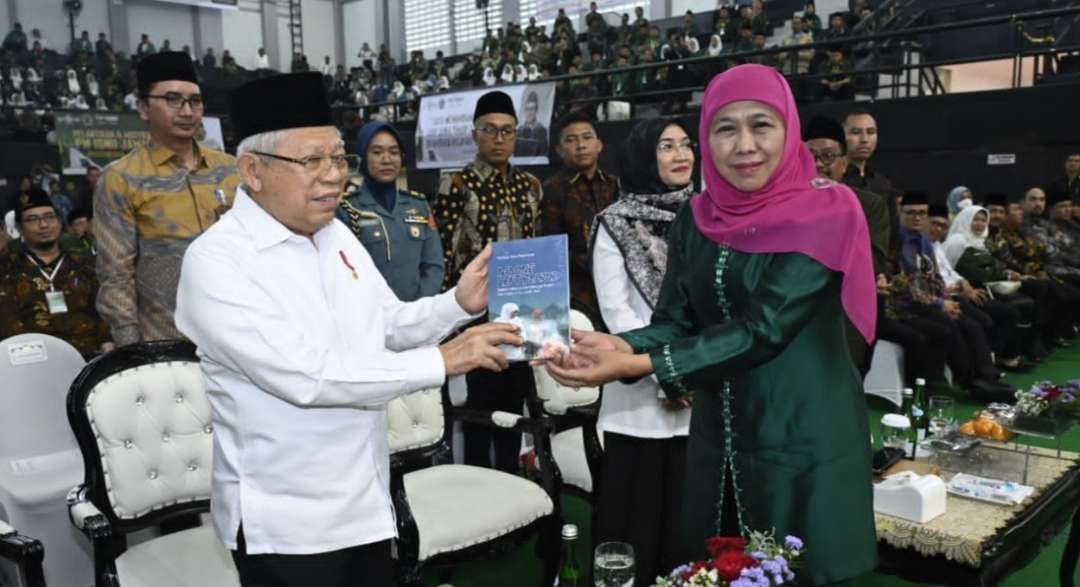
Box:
[592,224,690,439]
[933,241,964,289]
[175,187,476,555]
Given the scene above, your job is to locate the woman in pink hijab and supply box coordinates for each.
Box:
[548,65,877,585]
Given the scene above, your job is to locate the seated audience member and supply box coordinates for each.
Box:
[68,207,95,255]
[804,115,890,372]
[541,110,619,326]
[934,205,1032,372]
[818,45,854,101]
[889,192,1012,400]
[0,189,112,357]
[986,193,1079,352]
[947,185,973,217]
[1048,188,1080,245]
[48,179,74,228]
[1022,187,1080,285]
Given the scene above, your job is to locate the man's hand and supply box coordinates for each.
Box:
[539,329,633,369]
[439,322,522,376]
[961,282,988,306]
[454,244,492,315]
[943,299,962,319]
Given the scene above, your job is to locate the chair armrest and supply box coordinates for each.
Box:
[0,522,45,587]
[450,407,554,435]
[66,485,112,542]
[70,500,105,531]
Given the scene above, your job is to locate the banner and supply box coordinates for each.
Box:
[54,111,225,174]
[415,82,556,170]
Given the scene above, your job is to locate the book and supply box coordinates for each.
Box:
[489,234,571,362]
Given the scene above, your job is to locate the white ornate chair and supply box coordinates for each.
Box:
[531,310,604,498]
[0,333,92,587]
[65,341,239,587]
[863,340,905,408]
[0,517,45,587]
[388,384,563,586]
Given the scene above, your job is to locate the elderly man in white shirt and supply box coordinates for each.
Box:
[175,72,521,586]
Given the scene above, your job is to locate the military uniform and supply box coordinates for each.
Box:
[336,178,445,302]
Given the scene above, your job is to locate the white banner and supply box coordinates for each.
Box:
[415,83,557,170]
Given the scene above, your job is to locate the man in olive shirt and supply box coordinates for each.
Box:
[805,115,890,373]
[95,52,241,345]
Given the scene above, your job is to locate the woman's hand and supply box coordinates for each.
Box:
[545,345,653,388]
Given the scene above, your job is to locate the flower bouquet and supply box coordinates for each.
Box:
[653,531,803,587]
[1010,380,1080,436]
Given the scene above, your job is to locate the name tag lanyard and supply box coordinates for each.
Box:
[28,254,68,314]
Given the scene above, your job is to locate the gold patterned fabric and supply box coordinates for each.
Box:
[876,444,1080,567]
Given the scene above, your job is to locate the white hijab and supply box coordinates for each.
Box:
[943,205,990,266]
[500,64,515,83]
[483,67,496,86]
[708,35,723,56]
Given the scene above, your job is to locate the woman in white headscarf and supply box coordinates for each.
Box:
[86,72,99,97]
[707,34,723,56]
[527,64,541,81]
[500,63,515,84]
[10,67,23,89]
[66,68,80,94]
[482,67,497,86]
[515,63,528,83]
[945,204,1038,370]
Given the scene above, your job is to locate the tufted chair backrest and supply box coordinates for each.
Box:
[80,361,213,519]
[533,310,600,411]
[387,388,445,454]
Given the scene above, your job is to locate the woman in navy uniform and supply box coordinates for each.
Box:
[337,121,445,301]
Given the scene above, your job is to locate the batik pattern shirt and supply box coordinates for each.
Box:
[0,247,110,358]
[433,159,542,291]
[94,141,241,345]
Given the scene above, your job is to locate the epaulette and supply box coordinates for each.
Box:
[406,189,427,201]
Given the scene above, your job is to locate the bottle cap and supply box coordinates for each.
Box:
[562,524,578,539]
[903,387,913,396]
[915,378,926,386]
[882,413,911,429]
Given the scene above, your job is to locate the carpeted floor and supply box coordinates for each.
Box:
[423,344,1080,586]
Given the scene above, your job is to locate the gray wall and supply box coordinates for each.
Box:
[12,0,111,52]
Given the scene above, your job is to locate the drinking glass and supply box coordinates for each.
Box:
[928,395,956,437]
[594,541,635,587]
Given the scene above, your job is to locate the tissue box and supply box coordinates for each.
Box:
[873,471,947,523]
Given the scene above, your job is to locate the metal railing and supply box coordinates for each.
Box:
[336,3,1080,123]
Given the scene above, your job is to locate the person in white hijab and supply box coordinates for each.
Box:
[515,64,528,82]
[10,67,22,89]
[944,205,990,268]
[73,94,90,110]
[708,34,723,56]
[86,72,99,97]
[527,64,541,81]
[66,68,80,94]
[500,63,515,84]
[482,67,497,86]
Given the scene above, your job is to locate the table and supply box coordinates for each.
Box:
[875,444,1080,586]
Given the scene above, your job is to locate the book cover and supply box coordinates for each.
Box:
[489,234,571,362]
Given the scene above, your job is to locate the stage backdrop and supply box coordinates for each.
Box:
[415,82,556,170]
[54,112,224,174]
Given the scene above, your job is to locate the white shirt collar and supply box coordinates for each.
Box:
[232,186,336,252]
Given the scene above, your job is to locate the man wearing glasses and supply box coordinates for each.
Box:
[0,189,112,358]
[176,72,519,585]
[804,115,891,375]
[94,51,241,347]
[433,90,543,473]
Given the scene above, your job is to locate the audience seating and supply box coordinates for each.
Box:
[388,384,563,586]
[65,340,239,587]
[0,333,92,587]
[0,517,45,587]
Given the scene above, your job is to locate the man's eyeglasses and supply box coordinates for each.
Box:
[809,150,843,165]
[252,151,360,175]
[656,141,695,155]
[146,93,205,110]
[22,212,59,225]
[476,125,517,139]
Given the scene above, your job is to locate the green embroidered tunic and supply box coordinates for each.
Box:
[619,205,876,585]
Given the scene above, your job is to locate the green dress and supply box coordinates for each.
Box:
[619,206,877,585]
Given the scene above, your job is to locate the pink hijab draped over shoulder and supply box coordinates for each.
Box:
[690,64,877,342]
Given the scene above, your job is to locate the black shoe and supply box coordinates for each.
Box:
[967,379,1017,404]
